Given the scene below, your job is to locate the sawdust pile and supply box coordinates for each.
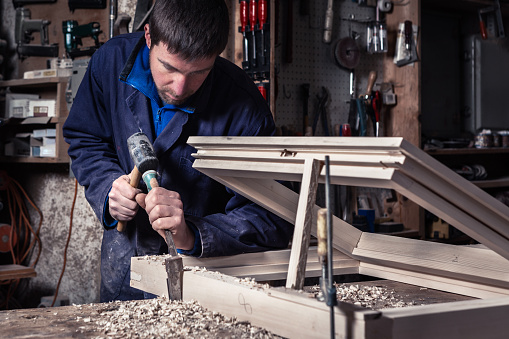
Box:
[309,283,419,310]
[76,297,282,339]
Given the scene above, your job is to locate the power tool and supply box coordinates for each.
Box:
[62,20,103,59]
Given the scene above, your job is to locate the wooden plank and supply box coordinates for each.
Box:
[130,250,360,298]
[286,158,322,289]
[208,175,362,255]
[130,257,168,297]
[188,136,406,151]
[390,171,509,261]
[353,233,509,290]
[192,148,407,164]
[215,261,359,282]
[359,262,509,299]
[399,139,509,228]
[193,158,397,185]
[0,264,36,280]
[182,246,351,268]
[181,269,374,339]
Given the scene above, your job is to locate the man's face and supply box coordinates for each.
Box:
[145,25,216,106]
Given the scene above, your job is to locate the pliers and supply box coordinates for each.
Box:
[312,87,330,136]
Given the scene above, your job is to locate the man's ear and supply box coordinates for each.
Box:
[144,24,151,49]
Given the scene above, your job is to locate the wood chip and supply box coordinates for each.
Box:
[308,283,419,310]
[75,297,283,338]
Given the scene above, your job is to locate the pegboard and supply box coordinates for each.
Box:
[274,0,386,135]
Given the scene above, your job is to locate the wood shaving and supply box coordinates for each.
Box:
[308,283,419,310]
[75,297,283,339]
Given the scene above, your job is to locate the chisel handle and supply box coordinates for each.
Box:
[117,166,142,232]
[317,208,327,260]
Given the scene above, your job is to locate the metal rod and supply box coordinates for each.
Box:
[325,155,336,338]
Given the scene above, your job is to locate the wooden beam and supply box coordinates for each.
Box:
[208,175,362,255]
[354,233,509,291]
[359,262,509,299]
[182,269,375,339]
[286,158,322,289]
[130,248,360,298]
[390,171,509,261]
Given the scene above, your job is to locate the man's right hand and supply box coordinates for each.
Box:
[108,174,142,222]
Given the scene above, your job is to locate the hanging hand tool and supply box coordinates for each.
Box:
[360,71,377,136]
[395,21,419,67]
[323,0,334,43]
[312,87,330,136]
[372,90,382,137]
[258,0,267,65]
[126,132,183,300]
[478,0,505,40]
[257,82,267,101]
[355,98,367,136]
[240,0,250,70]
[404,20,412,52]
[249,0,257,68]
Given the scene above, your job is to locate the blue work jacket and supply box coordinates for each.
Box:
[63,32,293,301]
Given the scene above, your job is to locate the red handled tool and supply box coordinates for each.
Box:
[249,0,257,67]
[258,82,267,101]
[258,0,267,65]
[240,0,249,68]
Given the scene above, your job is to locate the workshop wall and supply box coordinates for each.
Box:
[23,173,102,307]
[274,1,385,135]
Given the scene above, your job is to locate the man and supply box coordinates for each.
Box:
[63,0,293,302]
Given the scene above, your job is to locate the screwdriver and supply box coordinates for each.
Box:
[240,0,249,68]
[249,0,257,67]
[258,0,267,65]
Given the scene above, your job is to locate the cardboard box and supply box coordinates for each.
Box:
[23,68,72,79]
[5,93,40,118]
[39,144,56,157]
[28,99,56,117]
[33,128,56,138]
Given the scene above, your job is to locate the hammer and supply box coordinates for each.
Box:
[123,131,184,300]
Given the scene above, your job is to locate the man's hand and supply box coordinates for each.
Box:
[108,174,142,223]
[136,187,195,251]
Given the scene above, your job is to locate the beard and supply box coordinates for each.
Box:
[156,86,189,106]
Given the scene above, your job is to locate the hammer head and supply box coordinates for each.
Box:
[127,132,159,174]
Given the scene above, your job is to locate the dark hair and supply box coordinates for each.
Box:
[148,0,229,60]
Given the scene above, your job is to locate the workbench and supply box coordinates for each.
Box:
[0,279,473,339]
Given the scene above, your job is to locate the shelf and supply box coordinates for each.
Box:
[0,155,68,164]
[425,147,509,155]
[0,76,70,88]
[0,77,70,164]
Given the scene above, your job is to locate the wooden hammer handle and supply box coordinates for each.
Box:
[117,166,142,232]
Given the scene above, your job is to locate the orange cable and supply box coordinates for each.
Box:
[0,173,43,309]
[51,178,77,307]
